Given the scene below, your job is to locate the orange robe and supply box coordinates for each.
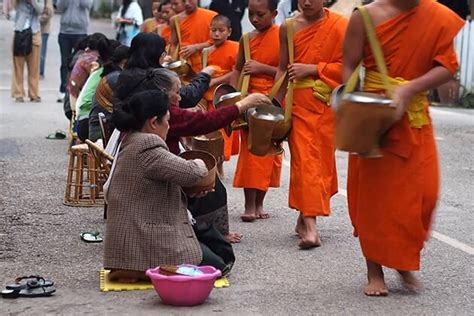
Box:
[160,25,171,44]
[141,18,159,33]
[347,0,464,271]
[233,25,283,191]
[203,40,240,160]
[177,8,217,73]
[289,10,347,217]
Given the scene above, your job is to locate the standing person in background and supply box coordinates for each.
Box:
[169,0,217,73]
[209,0,247,41]
[275,0,299,25]
[116,0,144,47]
[39,0,53,80]
[56,0,93,103]
[140,1,162,33]
[7,0,44,103]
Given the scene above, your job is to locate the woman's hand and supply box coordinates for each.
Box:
[243,60,265,75]
[201,66,216,77]
[391,83,416,121]
[236,93,272,113]
[189,189,215,198]
[180,44,199,59]
[287,63,317,81]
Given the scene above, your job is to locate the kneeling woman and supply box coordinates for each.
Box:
[104,90,225,282]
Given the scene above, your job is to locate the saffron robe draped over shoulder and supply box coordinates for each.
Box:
[233,25,283,191]
[288,10,347,217]
[347,0,464,271]
[176,8,217,73]
[202,40,240,160]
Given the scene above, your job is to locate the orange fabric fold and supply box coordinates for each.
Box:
[160,25,171,44]
[347,0,464,270]
[288,10,346,217]
[233,25,283,191]
[178,8,217,73]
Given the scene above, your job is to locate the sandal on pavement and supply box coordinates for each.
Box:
[6,275,54,290]
[1,286,56,299]
[80,232,103,243]
[46,130,67,140]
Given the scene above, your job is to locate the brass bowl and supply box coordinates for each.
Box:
[331,84,396,157]
[213,84,246,135]
[192,131,224,163]
[247,105,289,156]
[165,60,194,78]
[178,150,217,195]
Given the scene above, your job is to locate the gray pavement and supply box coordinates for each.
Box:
[1,15,473,316]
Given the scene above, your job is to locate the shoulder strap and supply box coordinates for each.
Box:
[268,18,294,123]
[239,32,251,96]
[202,47,210,69]
[344,6,392,96]
[172,15,182,60]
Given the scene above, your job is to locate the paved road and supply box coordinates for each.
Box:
[0,15,473,315]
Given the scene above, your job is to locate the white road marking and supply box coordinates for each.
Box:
[430,107,473,118]
[282,158,474,255]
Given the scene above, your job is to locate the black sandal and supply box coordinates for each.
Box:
[6,275,54,290]
[1,275,55,299]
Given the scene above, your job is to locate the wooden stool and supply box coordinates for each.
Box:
[64,144,103,206]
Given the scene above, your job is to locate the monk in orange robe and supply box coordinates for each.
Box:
[170,0,217,73]
[141,2,162,33]
[343,0,464,296]
[231,0,282,222]
[275,0,346,249]
[201,15,240,166]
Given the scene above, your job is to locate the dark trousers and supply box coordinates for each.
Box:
[58,33,87,93]
[40,33,49,77]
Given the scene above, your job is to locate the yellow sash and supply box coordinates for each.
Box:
[365,71,430,128]
[294,78,332,104]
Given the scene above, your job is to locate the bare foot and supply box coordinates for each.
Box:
[109,269,148,283]
[364,260,389,297]
[398,270,422,291]
[294,214,305,237]
[256,210,270,219]
[225,232,243,243]
[298,216,321,249]
[240,214,256,222]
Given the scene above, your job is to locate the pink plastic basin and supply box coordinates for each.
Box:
[146,265,222,306]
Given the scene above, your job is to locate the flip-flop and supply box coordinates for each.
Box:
[6,276,54,290]
[45,130,67,140]
[80,232,103,243]
[1,286,56,299]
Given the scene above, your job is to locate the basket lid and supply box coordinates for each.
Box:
[250,105,284,122]
[342,91,392,105]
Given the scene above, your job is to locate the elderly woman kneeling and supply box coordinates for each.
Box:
[104,90,215,282]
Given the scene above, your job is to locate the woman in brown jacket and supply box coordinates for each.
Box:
[104,89,212,282]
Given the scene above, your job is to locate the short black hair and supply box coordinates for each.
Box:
[211,15,232,29]
[267,0,279,11]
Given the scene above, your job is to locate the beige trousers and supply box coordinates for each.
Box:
[11,32,41,99]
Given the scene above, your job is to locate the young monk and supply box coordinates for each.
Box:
[274,0,347,248]
[169,0,217,73]
[157,0,175,44]
[230,0,282,222]
[201,15,240,166]
[140,2,162,33]
[343,0,464,296]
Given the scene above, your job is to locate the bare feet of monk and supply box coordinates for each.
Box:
[398,270,422,291]
[109,269,149,283]
[298,216,321,249]
[256,207,270,219]
[294,213,305,237]
[225,232,243,243]
[364,260,389,297]
[240,212,256,222]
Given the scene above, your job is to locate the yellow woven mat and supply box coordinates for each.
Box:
[100,269,230,292]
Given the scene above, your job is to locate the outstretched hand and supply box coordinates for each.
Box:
[189,189,215,198]
[237,93,273,113]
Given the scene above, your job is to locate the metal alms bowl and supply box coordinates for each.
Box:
[213,84,242,108]
[331,84,393,112]
[165,60,193,77]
